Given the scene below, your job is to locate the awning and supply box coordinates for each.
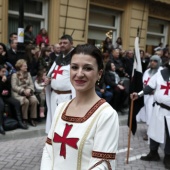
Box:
[154,0,170,5]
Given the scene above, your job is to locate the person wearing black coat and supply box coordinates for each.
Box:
[105,61,128,112]
[0,65,27,135]
[7,39,20,68]
[0,43,7,65]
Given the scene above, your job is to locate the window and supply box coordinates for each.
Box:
[8,0,48,38]
[88,5,121,49]
[147,18,168,46]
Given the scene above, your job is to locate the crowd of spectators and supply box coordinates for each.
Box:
[0,24,170,135]
[96,36,170,113]
[0,25,59,135]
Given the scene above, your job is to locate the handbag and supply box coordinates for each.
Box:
[3,117,18,131]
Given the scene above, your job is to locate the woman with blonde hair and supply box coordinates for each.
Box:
[11,59,38,126]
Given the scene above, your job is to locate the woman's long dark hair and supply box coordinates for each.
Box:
[105,60,112,72]
[24,24,33,32]
[24,45,37,63]
[0,43,7,53]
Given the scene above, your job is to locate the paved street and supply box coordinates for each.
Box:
[0,122,168,170]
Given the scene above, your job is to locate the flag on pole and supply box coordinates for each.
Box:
[127,37,144,135]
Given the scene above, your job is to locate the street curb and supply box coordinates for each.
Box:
[0,114,128,142]
[0,121,46,142]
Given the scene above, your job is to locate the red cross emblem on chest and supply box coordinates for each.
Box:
[160,82,170,95]
[52,66,63,79]
[144,77,150,85]
[53,124,79,159]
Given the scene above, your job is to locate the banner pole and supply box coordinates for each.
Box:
[126,99,134,164]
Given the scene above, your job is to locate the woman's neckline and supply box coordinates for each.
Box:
[61,98,105,123]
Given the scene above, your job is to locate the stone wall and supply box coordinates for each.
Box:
[59,0,89,45]
[0,0,8,44]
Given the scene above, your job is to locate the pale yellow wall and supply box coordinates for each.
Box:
[121,0,131,50]
[0,0,8,43]
[59,0,89,45]
[48,0,60,45]
[0,0,2,41]
[1,0,170,49]
[122,0,149,51]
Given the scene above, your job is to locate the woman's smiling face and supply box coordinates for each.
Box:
[70,53,102,93]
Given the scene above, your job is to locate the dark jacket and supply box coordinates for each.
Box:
[122,57,134,77]
[0,76,11,97]
[0,54,7,65]
[104,71,118,89]
[26,55,40,77]
[7,49,19,68]
[95,74,106,91]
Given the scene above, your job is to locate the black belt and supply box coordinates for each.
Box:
[153,101,170,111]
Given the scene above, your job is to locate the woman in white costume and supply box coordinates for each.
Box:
[41,44,119,170]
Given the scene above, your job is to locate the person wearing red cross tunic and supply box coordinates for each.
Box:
[131,59,170,169]
[41,44,119,170]
[45,35,75,134]
[136,55,162,140]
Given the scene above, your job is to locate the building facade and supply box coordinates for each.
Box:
[0,0,170,53]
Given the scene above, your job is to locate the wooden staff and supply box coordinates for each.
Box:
[126,99,134,164]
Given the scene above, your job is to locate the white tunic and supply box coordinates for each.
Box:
[45,62,75,134]
[147,71,170,143]
[136,68,162,125]
[41,99,119,170]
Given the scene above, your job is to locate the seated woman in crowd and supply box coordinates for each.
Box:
[0,65,27,135]
[11,59,38,127]
[105,60,128,112]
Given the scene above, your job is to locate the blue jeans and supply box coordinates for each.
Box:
[96,90,113,103]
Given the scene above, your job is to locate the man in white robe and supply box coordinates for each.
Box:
[136,55,162,140]
[132,59,170,169]
[45,35,75,134]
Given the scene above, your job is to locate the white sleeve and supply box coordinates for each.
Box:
[88,107,119,170]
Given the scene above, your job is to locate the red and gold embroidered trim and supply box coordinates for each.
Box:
[92,151,116,160]
[46,137,52,145]
[62,99,106,123]
[89,159,112,170]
